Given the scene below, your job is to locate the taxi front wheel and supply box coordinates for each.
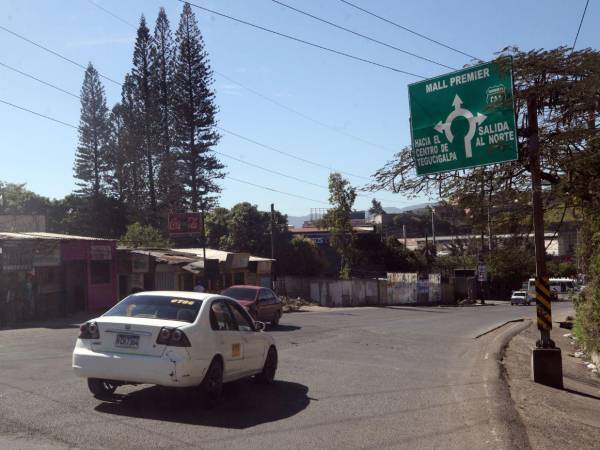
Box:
[255,346,277,384]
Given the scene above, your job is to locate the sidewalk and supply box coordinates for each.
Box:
[504,320,600,449]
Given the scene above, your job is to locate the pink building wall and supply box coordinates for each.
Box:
[61,240,118,311]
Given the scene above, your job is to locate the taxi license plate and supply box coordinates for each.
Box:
[115,334,139,348]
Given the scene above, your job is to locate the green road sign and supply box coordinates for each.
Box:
[408,59,518,175]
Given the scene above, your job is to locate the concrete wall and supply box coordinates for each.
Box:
[276,276,312,299]
[387,273,445,305]
[277,273,449,307]
[308,278,382,307]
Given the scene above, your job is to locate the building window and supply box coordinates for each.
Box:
[91,261,111,285]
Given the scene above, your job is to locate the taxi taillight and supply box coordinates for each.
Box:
[156,327,191,347]
[79,321,100,339]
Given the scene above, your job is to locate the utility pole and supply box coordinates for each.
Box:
[487,204,493,252]
[528,94,563,388]
[431,207,436,249]
[200,206,208,290]
[403,224,407,248]
[270,203,276,289]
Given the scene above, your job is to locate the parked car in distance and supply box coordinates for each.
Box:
[510,290,530,306]
[72,291,278,404]
[221,285,283,326]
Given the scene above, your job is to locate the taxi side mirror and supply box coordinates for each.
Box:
[255,321,266,332]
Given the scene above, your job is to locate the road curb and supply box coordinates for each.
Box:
[474,318,526,339]
[481,319,532,449]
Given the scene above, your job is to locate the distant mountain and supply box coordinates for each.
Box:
[383,202,434,214]
[287,214,312,228]
[286,202,435,227]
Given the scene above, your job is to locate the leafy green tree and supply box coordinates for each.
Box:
[486,241,536,290]
[0,181,50,215]
[325,173,357,279]
[220,203,268,254]
[382,236,416,272]
[173,2,224,212]
[368,198,385,216]
[205,207,230,248]
[119,222,170,248]
[74,63,110,198]
[277,236,325,276]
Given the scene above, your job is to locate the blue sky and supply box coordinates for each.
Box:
[0,0,596,216]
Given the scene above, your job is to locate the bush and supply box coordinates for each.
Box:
[573,287,600,354]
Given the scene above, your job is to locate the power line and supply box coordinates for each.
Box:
[3,17,409,205]
[0,49,376,185]
[216,148,410,205]
[86,0,137,29]
[0,25,122,86]
[88,0,397,153]
[572,0,590,50]
[214,71,394,153]
[0,61,80,99]
[217,126,369,181]
[0,98,78,129]
[271,0,455,70]
[215,150,327,189]
[0,97,329,205]
[227,176,328,204]
[176,0,425,78]
[337,0,480,61]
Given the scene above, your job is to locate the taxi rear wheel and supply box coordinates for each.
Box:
[201,357,223,408]
[87,378,117,399]
[256,346,277,384]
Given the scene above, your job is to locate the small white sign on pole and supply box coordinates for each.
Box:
[478,264,487,282]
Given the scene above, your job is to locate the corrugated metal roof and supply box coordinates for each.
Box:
[0,232,114,241]
[0,232,40,240]
[249,256,275,262]
[127,249,196,264]
[176,248,234,262]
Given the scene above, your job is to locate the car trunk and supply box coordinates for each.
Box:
[93,316,183,357]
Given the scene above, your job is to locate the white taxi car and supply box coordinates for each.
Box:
[72,291,278,403]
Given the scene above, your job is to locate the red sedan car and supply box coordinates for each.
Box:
[221,285,283,326]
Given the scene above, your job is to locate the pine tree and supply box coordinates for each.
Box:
[105,103,128,203]
[120,73,147,218]
[173,3,224,212]
[150,7,179,209]
[74,63,110,198]
[131,15,159,213]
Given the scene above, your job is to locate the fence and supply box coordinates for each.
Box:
[276,273,454,307]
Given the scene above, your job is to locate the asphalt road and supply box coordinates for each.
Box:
[0,302,573,449]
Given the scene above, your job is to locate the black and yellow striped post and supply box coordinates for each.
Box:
[535,277,552,332]
[528,94,562,389]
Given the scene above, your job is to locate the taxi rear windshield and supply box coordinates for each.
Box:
[104,295,202,323]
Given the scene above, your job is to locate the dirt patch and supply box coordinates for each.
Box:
[504,322,600,449]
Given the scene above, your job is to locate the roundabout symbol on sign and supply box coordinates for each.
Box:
[434,94,487,158]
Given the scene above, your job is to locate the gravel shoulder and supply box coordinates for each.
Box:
[504,320,600,449]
